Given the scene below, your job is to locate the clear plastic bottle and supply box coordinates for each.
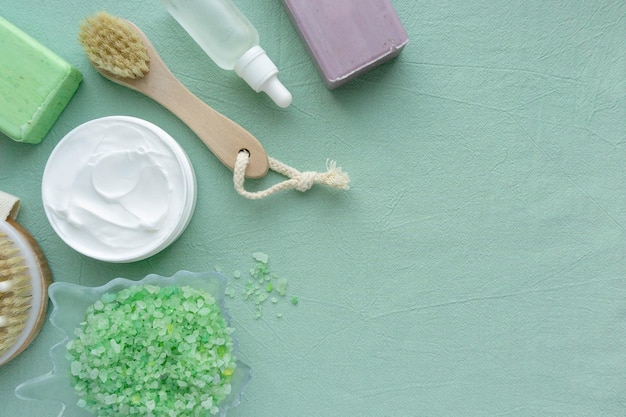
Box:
[161,0,292,107]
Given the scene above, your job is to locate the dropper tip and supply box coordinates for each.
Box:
[263,77,292,108]
[235,46,293,108]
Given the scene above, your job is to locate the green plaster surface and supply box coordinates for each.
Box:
[1,1,625,416]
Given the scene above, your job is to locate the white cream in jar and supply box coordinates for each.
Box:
[42,116,196,262]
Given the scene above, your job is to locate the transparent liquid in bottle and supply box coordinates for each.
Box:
[162,0,292,107]
[161,0,259,70]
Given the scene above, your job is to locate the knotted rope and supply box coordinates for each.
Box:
[233,151,350,199]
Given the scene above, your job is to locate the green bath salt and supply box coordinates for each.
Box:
[221,252,298,319]
[66,285,236,417]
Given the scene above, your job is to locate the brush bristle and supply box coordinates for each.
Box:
[78,11,150,79]
[0,232,32,358]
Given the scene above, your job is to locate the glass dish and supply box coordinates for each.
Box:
[15,270,251,417]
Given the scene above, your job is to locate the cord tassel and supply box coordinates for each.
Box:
[233,151,350,199]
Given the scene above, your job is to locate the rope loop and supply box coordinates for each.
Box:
[233,151,350,199]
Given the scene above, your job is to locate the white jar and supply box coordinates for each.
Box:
[42,116,197,263]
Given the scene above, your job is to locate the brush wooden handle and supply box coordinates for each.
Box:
[98,21,269,179]
[137,64,269,179]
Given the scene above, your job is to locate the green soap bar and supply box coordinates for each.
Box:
[0,16,82,144]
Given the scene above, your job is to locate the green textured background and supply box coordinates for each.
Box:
[1,1,625,416]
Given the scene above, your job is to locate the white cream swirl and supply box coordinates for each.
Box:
[42,117,195,262]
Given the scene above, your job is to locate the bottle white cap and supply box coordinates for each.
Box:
[234,45,292,108]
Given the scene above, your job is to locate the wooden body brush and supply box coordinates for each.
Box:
[78,12,268,179]
[0,218,52,366]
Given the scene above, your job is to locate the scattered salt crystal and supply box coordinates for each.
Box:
[224,252,299,319]
[276,277,288,296]
[252,252,269,264]
[225,286,236,298]
[256,293,269,304]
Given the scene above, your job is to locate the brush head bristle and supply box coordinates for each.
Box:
[0,232,32,359]
[78,11,150,79]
